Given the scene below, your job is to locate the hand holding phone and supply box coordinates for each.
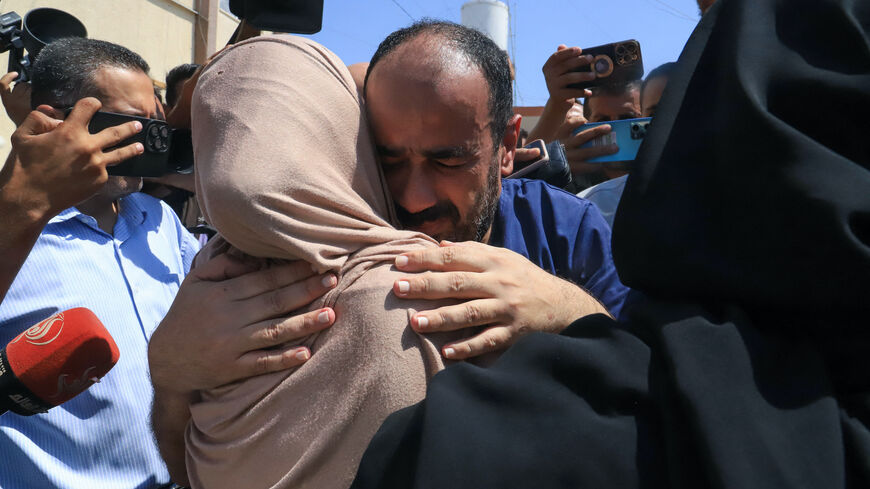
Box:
[541,46,595,104]
[567,40,644,90]
[572,117,651,164]
[509,139,549,179]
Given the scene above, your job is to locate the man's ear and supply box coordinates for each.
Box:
[499,113,522,177]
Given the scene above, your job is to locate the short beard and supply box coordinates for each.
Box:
[394,157,502,243]
[467,157,501,242]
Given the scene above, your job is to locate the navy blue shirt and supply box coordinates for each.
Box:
[490,179,629,318]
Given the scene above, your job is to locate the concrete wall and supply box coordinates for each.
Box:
[0,0,237,160]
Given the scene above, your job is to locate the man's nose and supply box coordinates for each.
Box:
[392,163,438,215]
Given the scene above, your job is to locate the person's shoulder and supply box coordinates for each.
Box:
[577,175,628,200]
[501,178,594,212]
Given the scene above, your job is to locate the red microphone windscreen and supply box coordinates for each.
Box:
[5,308,120,406]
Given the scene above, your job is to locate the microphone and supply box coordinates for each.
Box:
[0,308,120,416]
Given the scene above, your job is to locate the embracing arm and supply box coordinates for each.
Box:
[392,241,611,360]
[148,254,336,484]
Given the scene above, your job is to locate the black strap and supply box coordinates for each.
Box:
[0,348,50,416]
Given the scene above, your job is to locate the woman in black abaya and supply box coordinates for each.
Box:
[351,0,870,487]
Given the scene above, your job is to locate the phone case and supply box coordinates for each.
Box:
[82,110,173,177]
[508,139,549,179]
[567,39,644,90]
[574,117,651,163]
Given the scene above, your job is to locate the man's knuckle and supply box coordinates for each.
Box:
[441,247,456,265]
[438,310,451,327]
[417,275,431,293]
[449,273,465,293]
[464,304,481,324]
[261,267,282,290]
[266,290,285,315]
[263,319,284,342]
[253,355,272,374]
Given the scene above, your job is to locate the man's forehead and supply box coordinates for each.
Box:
[369,34,481,89]
[92,66,155,116]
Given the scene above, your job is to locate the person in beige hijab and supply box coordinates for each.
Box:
[184,34,463,489]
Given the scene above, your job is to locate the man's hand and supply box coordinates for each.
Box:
[0,72,32,126]
[0,98,144,303]
[542,45,594,109]
[528,46,595,143]
[391,241,611,360]
[2,97,144,220]
[149,252,337,484]
[148,253,337,395]
[563,123,619,176]
[554,102,586,142]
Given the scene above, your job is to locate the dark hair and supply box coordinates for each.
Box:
[365,19,513,148]
[584,80,641,119]
[165,63,200,107]
[641,62,678,97]
[30,37,150,109]
[587,79,641,99]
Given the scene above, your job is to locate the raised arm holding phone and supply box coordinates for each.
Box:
[0,96,144,303]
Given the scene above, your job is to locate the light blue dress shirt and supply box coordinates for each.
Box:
[0,193,199,489]
[577,174,628,227]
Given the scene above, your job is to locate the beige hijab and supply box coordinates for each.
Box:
[186,35,459,488]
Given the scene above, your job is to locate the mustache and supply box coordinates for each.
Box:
[394,201,460,229]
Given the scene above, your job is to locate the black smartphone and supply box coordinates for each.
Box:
[508,139,549,179]
[567,39,644,90]
[70,110,174,177]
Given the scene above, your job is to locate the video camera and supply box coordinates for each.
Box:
[0,8,86,82]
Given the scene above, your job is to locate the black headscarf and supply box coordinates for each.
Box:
[612,0,870,316]
[351,0,870,487]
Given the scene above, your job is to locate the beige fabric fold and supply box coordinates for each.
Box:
[186,35,460,489]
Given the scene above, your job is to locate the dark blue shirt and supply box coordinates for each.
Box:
[490,179,629,318]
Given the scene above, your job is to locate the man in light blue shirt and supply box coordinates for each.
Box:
[0,39,198,488]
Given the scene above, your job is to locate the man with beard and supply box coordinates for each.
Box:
[0,38,200,488]
[363,21,629,357]
[352,0,870,486]
[149,20,628,485]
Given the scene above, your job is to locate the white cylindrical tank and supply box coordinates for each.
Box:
[461,0,510,51]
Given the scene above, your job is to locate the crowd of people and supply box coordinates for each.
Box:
[0,0,867,488]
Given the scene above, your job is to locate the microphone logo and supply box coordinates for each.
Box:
[10,312,65,346]
[49,366,97,400]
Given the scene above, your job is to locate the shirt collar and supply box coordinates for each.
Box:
[46,194,149,234]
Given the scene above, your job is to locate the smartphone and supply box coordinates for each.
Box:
[70,109,174,177]
[567,39,644,90]
[508,139,549,179]
[574,117,651,163]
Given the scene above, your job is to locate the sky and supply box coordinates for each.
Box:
[279,0,704,107]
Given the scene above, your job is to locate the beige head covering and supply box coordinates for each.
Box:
[186,35,461,489]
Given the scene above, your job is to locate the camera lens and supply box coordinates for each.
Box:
[595,59,609,73]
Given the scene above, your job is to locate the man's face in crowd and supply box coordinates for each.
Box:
[584,88,641,122]
[366,37,515,242]
[90,66,162,201]
[641,75,669,118]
